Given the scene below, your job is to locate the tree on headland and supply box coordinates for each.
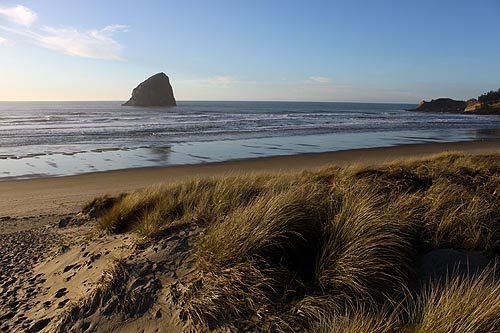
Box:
[478,89,500,103]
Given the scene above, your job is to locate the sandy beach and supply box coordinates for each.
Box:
[1,141,500,332]
[1,139,499,219]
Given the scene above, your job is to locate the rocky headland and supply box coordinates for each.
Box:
[412,98,466,113]
[409,88,500,115]
[123,72,176,107]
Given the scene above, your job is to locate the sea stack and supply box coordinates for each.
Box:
[123,72,176,106]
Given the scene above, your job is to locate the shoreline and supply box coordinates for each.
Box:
[1,138,499,218]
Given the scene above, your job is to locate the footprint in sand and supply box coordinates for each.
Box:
[58,299,69,308]
[54,287,68,298]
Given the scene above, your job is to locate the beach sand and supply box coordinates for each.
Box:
[1,139,499,219]
[1,140,499,332]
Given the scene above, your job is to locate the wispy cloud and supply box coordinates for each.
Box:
[0,5,127,60]
[212,76,238,84]
[0,36,11,46]
[308,76,331,84]
[34,25,128,60]
[0,5,37,26]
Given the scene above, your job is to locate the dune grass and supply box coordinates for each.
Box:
[310,305,402,333]
[97,175,297,235]
[409,266,500,333]
[93,152,500,331]
[186,185,327,323]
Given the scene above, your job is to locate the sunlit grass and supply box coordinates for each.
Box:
[92,152,500,330]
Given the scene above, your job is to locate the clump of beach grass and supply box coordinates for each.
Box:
[93,152,500,330]
[409,266,500,333]
[309,305,403,333]
[82,194,126,219]
[185,185,328,323]
[295,182,414,314]
[98,175,305,236]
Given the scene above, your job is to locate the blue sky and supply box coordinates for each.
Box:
[0,1,499,102]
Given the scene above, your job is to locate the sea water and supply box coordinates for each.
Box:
[1,101,499,179]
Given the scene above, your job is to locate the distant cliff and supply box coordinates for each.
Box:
[464,100,500,114]
[123,73,176,107]
[409,88,500,115]
[412,98,466,113]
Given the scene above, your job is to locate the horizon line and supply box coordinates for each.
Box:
[0,99,420,104]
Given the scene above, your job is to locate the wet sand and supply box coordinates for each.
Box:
[1,139,499,218]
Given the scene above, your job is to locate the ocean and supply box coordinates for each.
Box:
[1,101,500,180]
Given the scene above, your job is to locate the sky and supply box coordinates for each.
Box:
[0,0,499,103]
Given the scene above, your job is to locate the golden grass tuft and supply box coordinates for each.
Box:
[310,305,402,333]
[183,185,329,324]
[315,182,414,302]
[183,262,282,325]
[82,194,126,219]
[410,266,500,333]
[97,175,302,236]
[196,185,326,271]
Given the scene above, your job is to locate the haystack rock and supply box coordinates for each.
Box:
[123,73,176,106]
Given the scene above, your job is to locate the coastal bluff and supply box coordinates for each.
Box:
[412,98,466,113]
[409,89,500,115]
[123,73,176,107]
